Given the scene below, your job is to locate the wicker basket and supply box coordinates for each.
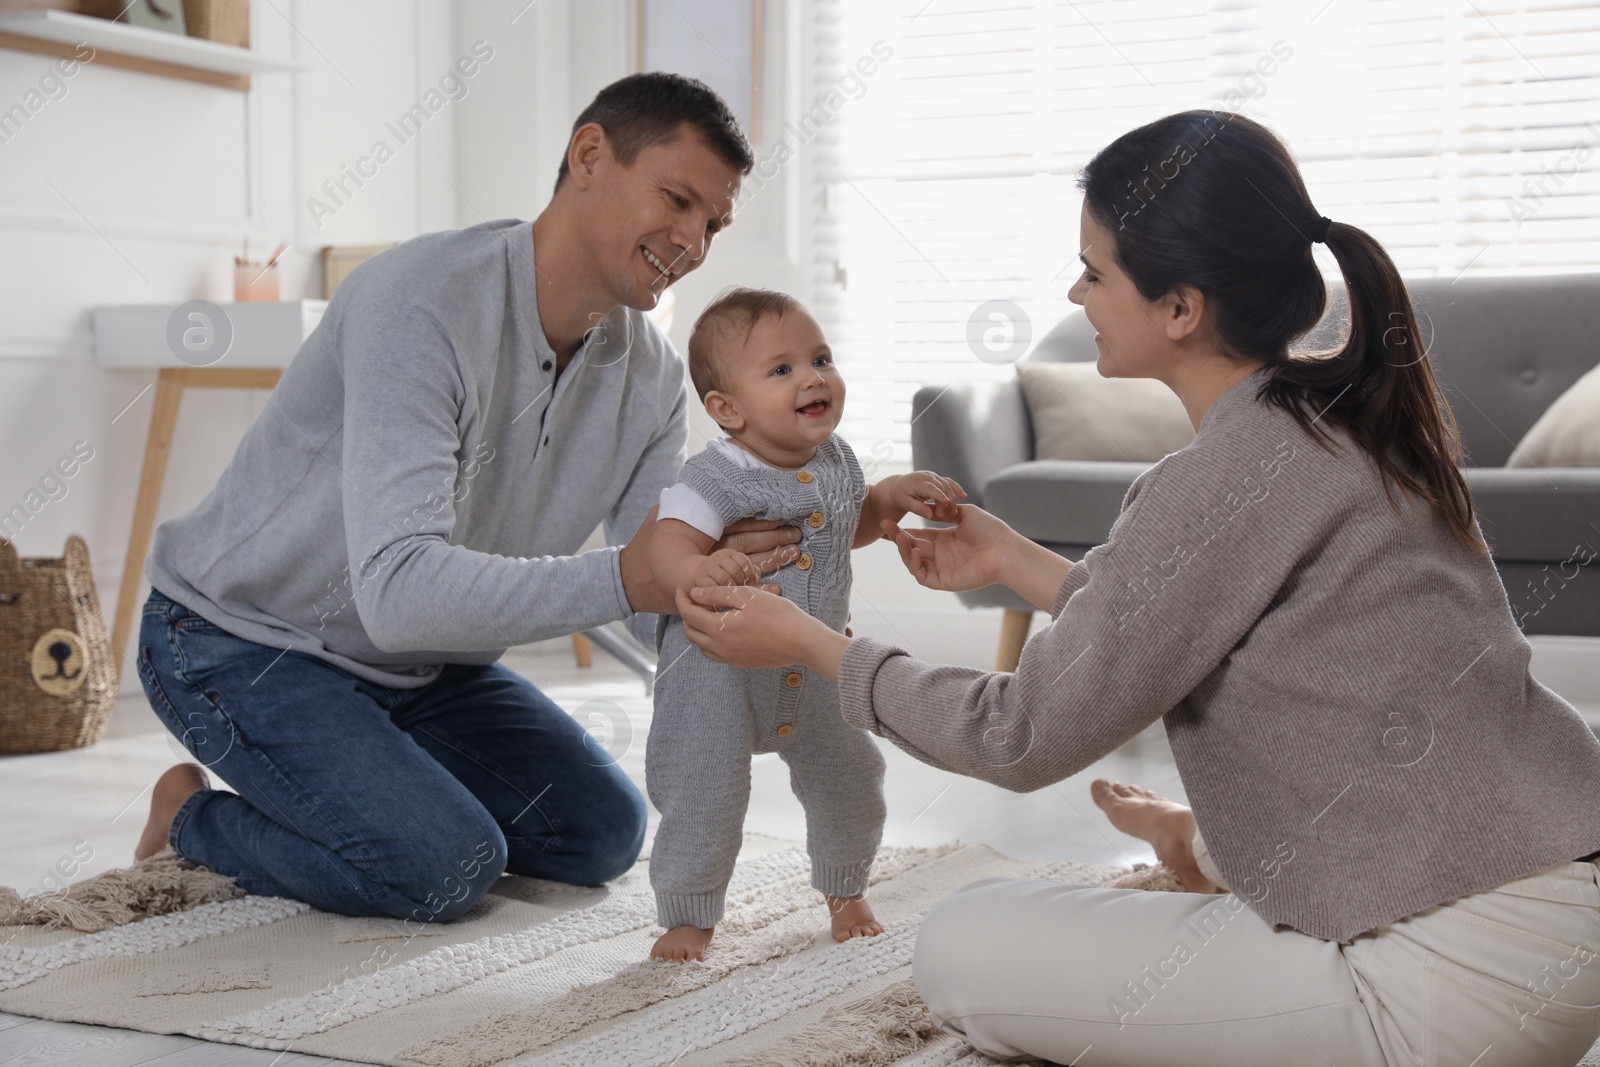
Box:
[0,536,117,755]
[181,0,248,48]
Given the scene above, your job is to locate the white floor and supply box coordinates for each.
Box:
[0,641,1193,1067]
[4,636,1597,1066]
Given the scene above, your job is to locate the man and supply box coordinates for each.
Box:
[131,73,800,923]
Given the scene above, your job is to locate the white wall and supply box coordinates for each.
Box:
[1,0,478,694]
[0,0,997,703]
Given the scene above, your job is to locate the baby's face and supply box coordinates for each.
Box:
[714,306,845,453]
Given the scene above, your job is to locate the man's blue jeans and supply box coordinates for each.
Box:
[134,586,647,923]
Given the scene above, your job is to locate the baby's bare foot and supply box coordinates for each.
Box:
[827,894,884,942]
[651,924,714,962]
[1090,778,1220,894]
[135,763,209,862]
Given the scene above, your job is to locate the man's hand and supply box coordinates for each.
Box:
[621,506,797,617]
[717,516,803,569]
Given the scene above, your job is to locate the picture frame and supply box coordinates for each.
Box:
[634,0,762,145]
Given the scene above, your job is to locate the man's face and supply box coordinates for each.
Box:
[576,123,743,311]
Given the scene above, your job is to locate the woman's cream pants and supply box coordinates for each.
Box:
[913,830,1600,1066]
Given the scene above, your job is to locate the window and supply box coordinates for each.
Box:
[807,0,1600,463]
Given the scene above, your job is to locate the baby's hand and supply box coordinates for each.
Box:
[692,548,762,590]
[889,471,966,522]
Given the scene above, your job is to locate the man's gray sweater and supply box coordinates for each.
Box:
[146,218,687,689]
[838,364,1600,943]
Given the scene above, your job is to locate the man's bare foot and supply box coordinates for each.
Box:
[651,924,714,961]
[1090,778,1220,894]
[827,894,884,942]
[134,763,209,862]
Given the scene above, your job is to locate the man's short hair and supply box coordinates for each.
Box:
[687,287,804,403]
[553,72,755,194]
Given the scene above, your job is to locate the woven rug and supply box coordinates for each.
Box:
[9,837,1600,1067]
[0,833,1164,1066]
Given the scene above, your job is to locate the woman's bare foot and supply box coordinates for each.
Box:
[827,894,884,942]
[1091,778,1220,894]
[134,763,209,862]
[651,924,714,962]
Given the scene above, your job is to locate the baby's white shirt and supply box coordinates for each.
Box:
[658,438,795,540]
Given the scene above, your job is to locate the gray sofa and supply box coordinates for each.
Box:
[912,273,1600,666]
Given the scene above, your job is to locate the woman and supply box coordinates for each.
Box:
[676,110,1600,1066]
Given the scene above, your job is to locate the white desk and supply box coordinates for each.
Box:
[91,300,326,682]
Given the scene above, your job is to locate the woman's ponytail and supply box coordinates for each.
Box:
[1077,110,1488,558]
[1258,220,1484,556]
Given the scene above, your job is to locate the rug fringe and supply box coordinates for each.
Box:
[724,978,944,1067]
[1104,862,1184,893]
[0,848,245,932]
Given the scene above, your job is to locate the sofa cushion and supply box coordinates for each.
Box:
[1464,467,1600,562]
[1294,276,1600,468]
[1016,363,1195,462]
[1496,559,1600,637]
[986,460,1600,565]
[1020,276,1600,469]
[1506,362,1600,468]
[983,460,1153,545]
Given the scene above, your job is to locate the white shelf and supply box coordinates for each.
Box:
[0,9,303,79]
[92,300,327,369]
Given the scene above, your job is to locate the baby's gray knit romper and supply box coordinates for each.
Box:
[649,433,887,930]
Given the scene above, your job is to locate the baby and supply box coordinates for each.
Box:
[645,286,964,962]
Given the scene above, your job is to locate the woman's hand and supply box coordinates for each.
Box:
[881,502,1020,593]
[887,503,1077,612]
[676,585,851,681]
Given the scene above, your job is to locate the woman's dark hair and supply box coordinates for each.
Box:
[1076,109,1485,557]
[554,72,754,194]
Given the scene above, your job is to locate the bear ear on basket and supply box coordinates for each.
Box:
[0,534,117,755]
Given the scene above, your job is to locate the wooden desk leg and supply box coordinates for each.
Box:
[110,368,186,686]
[572,633,593,668]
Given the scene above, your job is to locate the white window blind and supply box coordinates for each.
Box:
[807,0,1600,463]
